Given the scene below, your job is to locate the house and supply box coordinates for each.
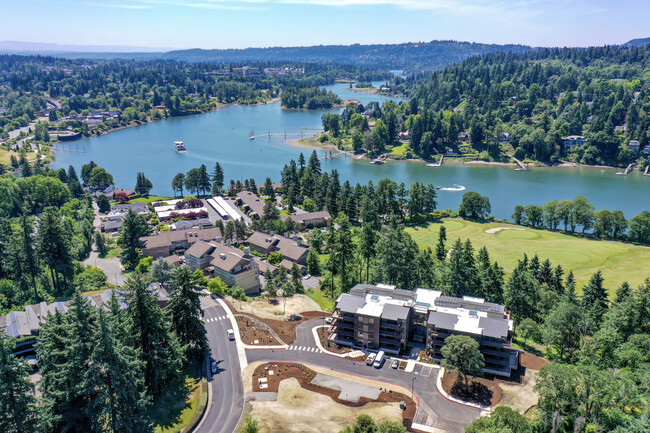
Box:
[100,219,123,233]
[563,135,586,149]
[283,210,331,228]
[139,227,223,258]
[398,131,410,140]
[500,132,511,143]
[458,131,470,142]
[644,145,650,155]
[628,140,641,152]
[169,218,212,231]
[106,189,136,200]
[246,232,310,265]
[236,191,267,219]
[185,240,260,295]
[329,284,518,377]
[110,202,149,216]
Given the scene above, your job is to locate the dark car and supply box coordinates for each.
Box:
[211,360,218,374]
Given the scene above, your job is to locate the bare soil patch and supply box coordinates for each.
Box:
[235,316,281,346]
[520,352,549,370]
[225,298,321,345]
[485,226,525,234]
[252,362,416,430]
[441,371,502,407]
[248,378,403,433]
[496,369,539,414]
[227,294,321,320]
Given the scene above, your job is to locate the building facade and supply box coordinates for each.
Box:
[329,284,518,377]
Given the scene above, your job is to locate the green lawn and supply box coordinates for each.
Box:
[304,288,335,312]
[387,142,410,158]
[150,363,204,433]
[127,195,172,205]
[405,219,650,296]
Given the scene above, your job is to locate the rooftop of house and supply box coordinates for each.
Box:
[287,210,331,223]
[186,240,255,273]
[140,227,222,250]
[247,232,310,261]
[111,202,149,213]
[237,191,267,216]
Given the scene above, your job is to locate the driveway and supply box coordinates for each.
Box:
[83,202,127,286]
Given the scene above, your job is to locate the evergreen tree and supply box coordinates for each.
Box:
[357,223,377,282]
[306,248,321,276]
[435,225,447,261]
[84,311,150,433]
[122,272,182,394]
[581,270,608,329]
[168,267,208,359]
[0,332,37,432]
[171,173,185,198]
[118,210,151,270]
[95,232,107,257]
[291,263,302,292]
[333,213,355,290]
[308,150,321,174]
[134,172,153,196]
[149,258,175,286]
[504,264,539,325]
[197,164,211,197]
[563,271,578,304]
[38,207,73,295]
[15,212,39,303]
[211,162,224,194]
[97,194,110,213]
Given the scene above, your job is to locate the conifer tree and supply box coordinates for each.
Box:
[134,172,153,196]
[0,332,37,432]
[581,270,608,329]
[435,225,447,261]
[122,272,182,394]
[563,271,578,304]
[38,206,73,295]
[84,311,150,433]
[118,210,151,270]
[504,265,539,325]
[168,267,208,360]
[211,162,224,194]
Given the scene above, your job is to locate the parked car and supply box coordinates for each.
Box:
[211,360,218,374]
[227,329,235,341]
[391,360,399,369]
[324,317,333,324]
[365,353,376,366]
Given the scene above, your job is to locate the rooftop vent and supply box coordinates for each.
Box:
[220,253,226,260]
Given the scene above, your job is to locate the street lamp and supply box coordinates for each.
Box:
[411,377,416,400]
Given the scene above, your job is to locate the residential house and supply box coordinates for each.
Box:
[109,202,149,216]
[236,191,267,219]
[185,240,260,295]
[329,284,518,377]
[283,210,331,228]
[628,140,641,152]
[169,218,212,231]
[246,232,310,265]
[139,227,222,258]
[563,135,586,148]
[100,219,123,233]
[644,145,650,155]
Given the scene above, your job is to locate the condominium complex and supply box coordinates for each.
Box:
[329,284,518,377]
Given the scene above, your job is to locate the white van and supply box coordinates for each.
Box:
[373,351,385,368]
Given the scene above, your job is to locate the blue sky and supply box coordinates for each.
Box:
[2,0,649,50]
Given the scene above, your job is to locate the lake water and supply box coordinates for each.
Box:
[52,82,650,220]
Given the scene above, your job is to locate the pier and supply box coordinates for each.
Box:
[426,155,444,167]
[513,157,528,171]
[616,163,635,175]
[644,165,649,176]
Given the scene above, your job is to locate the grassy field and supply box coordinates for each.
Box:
[0,148,36,164]
[387,142,409,158]
[304,288,335,312]
[405,219,650,296]
[150,363,204,433]
[127,195,172,205]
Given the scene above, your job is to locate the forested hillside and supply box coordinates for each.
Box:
[163,40,531,70]
[404,45,650,166]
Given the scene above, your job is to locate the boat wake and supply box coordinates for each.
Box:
[438,184,466,191]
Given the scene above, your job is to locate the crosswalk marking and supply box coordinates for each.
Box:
[285,345,322,353]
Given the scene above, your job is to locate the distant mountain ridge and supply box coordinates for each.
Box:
[0,40,166,53]
[623,37,650,47]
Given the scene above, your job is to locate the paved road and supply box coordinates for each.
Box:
[245,320,480,433]
[198,307,479,433]
[198,299,245,433]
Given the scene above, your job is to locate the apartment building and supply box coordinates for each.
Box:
[329,284,518,377]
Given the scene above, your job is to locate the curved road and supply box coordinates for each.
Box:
[197,303,479,433]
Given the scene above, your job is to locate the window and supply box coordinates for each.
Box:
[358,316,364,323]
[368,318,374,324]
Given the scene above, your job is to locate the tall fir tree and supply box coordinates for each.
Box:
[0,332,37,432]
[435,225,447,261]
[168,267,208,360]
[581,270,608,329]
[122,272,182,394]
[118,210,151,270]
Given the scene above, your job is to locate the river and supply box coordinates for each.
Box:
[52,82,650,220]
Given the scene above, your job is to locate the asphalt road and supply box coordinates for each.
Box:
[198,300,245,433]
[198,308,479,433]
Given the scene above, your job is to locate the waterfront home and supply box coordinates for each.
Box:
[109,201,149,216]
[563,135,586,148]
[185,240,260,295]
[283,210,331,228]
[246,231,310,265]
[139,227,222,258]
[329,284,517,377]
[644,145,650,155]
[628,140,641,152]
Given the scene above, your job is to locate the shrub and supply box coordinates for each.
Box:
[228,285,247,301]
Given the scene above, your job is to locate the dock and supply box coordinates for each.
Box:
[51,146,85,153]
[644,165,649,176]
[616,163,635,175]
[426,155,444,167]
[513,157,528,171]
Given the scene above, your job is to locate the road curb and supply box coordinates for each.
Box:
[214,297,249,372]
[189,358,212,433]
[435,367,492,411]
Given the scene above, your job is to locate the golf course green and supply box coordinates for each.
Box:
[406,219,650,296]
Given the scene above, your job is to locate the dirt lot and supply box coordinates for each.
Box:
[235,316,281,346]
[227,294,321,320]
[249,378,404,433]
[520,352,549,370]
[496,369,539,414]
[441,371,502,407]
[224,298,322,345]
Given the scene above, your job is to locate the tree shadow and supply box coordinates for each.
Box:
[450,379,493,407]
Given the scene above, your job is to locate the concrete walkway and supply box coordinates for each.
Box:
[311,373,381,403]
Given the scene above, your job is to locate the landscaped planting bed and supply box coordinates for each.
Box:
[235,316,282,346]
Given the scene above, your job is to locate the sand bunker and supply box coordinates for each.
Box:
[485,227,525,234]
